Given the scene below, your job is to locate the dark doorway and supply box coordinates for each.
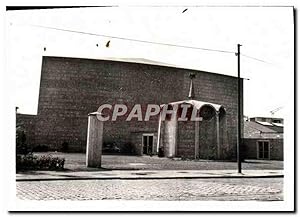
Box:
[143,134,154,155]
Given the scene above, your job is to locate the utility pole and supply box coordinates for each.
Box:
[237,44,242,173]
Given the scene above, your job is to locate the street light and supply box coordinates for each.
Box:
[236,44,242,173]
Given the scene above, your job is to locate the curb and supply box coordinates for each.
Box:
[16,174,284,182]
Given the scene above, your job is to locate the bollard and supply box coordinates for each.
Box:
[86,112,103,168]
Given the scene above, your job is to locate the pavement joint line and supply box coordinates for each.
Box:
[16,174,284,182]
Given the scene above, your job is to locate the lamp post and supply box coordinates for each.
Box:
[236,44,242,173]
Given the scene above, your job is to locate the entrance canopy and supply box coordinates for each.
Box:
[160,99,225,113]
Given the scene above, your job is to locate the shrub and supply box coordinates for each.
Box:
[16,154,65,171]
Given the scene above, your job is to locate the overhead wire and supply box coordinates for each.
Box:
[27,23,235,54]
[12,22,273,65]
[241,53,271,64]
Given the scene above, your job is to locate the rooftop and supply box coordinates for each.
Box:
[244,121,283,139]
[43,55,243,79]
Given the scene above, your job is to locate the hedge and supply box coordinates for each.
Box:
[16,154,65,171]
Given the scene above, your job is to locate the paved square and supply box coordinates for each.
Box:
[17,178,283,201]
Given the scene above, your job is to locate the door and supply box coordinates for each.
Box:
[257,141,270,160]
[143,134,154,155]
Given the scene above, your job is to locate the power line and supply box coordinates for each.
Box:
[14,22,273,64]
[241,53,271,64]
[28,24,235,54]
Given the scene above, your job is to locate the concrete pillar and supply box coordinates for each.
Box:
[86,112,103,168]
[195,120,200,159]
[157,112,162,153]
[164,117,178,158]
[216,111,220,159]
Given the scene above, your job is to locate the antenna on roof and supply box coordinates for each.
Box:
[270,106,283,117]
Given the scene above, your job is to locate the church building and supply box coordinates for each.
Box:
[17,56,243,160]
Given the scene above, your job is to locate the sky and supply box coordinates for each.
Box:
[5,6,294,118]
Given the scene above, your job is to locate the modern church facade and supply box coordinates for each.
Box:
[17,56,243,160]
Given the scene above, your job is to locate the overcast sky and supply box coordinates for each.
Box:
[5,6,294,118]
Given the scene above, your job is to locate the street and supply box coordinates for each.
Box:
[17,177,283,201]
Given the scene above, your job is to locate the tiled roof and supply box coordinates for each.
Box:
[244,121,283,139]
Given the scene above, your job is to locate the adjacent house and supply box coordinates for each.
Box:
[243,117,283,160]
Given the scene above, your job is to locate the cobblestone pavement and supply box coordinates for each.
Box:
[17,178,283,201]
[34,152,283,171]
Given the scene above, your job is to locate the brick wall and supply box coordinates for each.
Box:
[26,56,242,159]
[16,114,37,149]
[243,138,283,160]
[177,121,195,158]
[130,132,157,155]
